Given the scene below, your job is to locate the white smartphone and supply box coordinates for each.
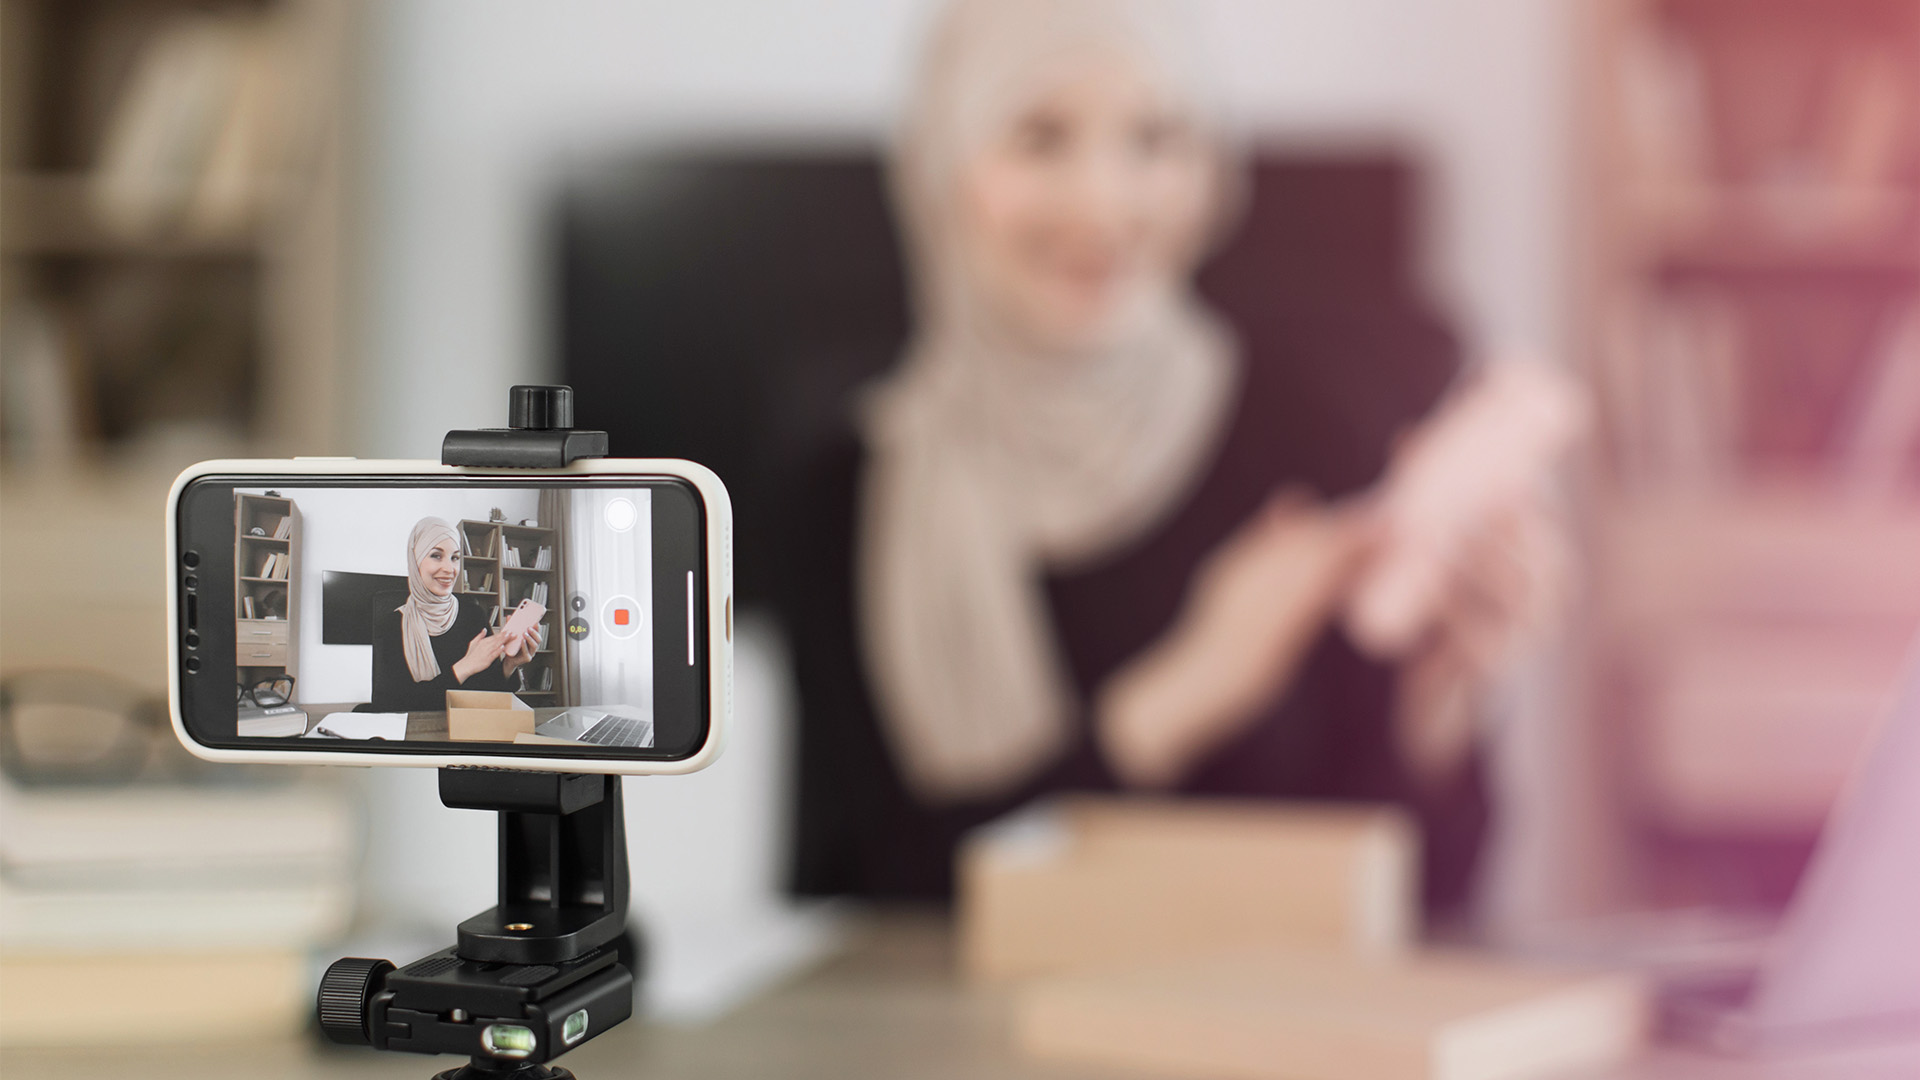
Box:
[167,458,731,774]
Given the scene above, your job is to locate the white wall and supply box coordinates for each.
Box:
[240,486,540,701]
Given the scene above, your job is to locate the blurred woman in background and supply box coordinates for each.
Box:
[788,0,1563,913]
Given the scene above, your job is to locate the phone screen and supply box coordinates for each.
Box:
[174,474,709,761]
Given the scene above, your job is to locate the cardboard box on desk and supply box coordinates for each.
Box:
[445,690,533,742]
[1016,949,1648,1080]
[958,797,1416,982]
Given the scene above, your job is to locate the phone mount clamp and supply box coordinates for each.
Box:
[319,386,628,1080]
[442,384,609,469]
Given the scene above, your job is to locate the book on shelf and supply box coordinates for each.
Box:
[534,546,552,570]
[481,572,493,591]
[503,545,520,568]
[241,595,256,619]
[271,514,292,540]
[1600,289,1744,490]
[90,13,244,241]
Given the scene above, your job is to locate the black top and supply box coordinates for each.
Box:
[776,305,1488,913]
[369,595,513,712]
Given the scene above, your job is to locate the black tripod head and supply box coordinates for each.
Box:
[319,770,633,1078]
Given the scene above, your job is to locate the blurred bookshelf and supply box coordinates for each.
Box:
[0,0,366,471]
[1579,0,1920,905]
[0,0,365,696]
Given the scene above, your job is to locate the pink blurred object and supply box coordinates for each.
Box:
[1345,361,1590,658]
[1745,633,1920,1043]
[1601,491,1920,832]
[1668,633,1920,1052]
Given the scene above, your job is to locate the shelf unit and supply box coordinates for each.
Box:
[0,0,365,466]
[234,491,298,684]
[457,519,566,701]
[1577,0,1920,907]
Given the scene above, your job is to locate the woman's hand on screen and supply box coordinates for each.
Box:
[501,625,541,676]
[452,628,506,684]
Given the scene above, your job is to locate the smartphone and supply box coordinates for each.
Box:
[167,459,731,774]
[499,598,546,646]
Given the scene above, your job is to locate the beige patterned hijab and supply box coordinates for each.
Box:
[859,0,1240,802]
[398,517,462,683]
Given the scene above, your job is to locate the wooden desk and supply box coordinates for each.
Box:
[299,704,639,742]
[301,703,449,740]
[7,912,1918,1080]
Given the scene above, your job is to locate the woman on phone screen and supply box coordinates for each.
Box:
[370,517,540,713]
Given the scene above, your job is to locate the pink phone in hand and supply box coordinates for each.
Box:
[500,599,546,644]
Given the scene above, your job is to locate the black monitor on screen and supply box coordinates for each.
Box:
[321,571,407,645]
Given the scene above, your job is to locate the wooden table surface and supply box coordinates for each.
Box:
[8,911,1918,1080]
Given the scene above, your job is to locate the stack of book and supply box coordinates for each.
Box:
[0,778,358,1047]
[964,798,1649,1080]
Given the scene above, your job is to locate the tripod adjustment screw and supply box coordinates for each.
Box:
[508,384,574,430]
[318,957,395,1045]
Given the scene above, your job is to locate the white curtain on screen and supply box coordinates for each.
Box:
[563,487,653,715]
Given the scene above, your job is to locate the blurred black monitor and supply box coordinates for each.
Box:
[555,148,1424,607]
[321,571,407,645]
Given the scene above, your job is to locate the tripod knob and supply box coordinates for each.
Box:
[318,956,394,1045]
[507,385,574,430]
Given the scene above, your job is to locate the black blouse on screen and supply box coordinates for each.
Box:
[777,305,1488,913]
[369,595,513,713]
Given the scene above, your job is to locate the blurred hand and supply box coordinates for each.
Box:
[1393,497,1571,781]
[1097,491,1370,788]
[453,628,507,684]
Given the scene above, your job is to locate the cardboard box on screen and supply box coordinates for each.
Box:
[445,690,533,742]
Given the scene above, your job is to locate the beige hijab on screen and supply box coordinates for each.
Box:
[398,517,462,683]
[858,0,1241,803]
